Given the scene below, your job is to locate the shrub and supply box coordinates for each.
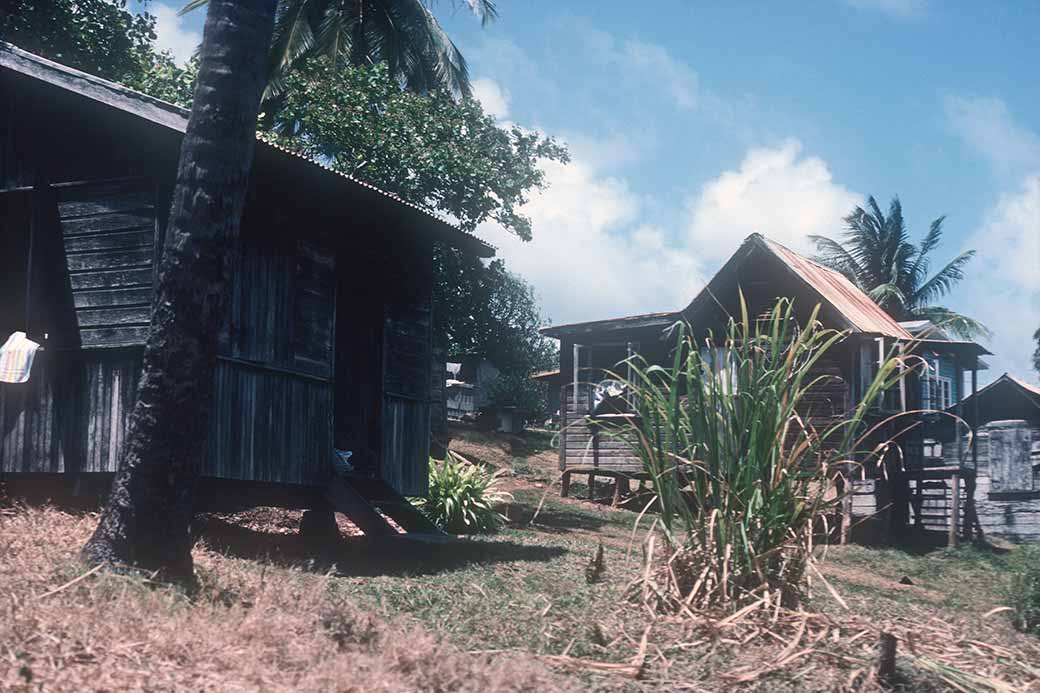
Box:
[1008,561,1040,635]
[415,454,513,534]
[605,297,903,612]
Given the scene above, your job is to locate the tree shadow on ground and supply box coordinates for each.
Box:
[197,515,567,577]
[502,498,620,535]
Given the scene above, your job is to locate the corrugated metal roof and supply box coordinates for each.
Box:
[1007,373,1040,398]
[758,236,913,339]
[539,311,678,338]
[0,42,494,257]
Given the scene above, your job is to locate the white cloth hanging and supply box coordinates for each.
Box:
[0,331,41,383]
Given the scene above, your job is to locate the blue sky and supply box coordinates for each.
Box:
[148,0,1039,384]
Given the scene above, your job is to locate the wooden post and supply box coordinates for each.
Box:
[840,467,852,545]
[948,472,960,548]
[876,632,897,686]
[971,367,978,470]
[560,471,571,498]
[588,472,596,501]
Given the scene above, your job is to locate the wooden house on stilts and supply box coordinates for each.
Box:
[0,44,494,536]
[542,233,997,545]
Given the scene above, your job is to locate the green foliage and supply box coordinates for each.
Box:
[264,60,564,381]
[127,54,199,108]
[811,196,988,339]
[0,0,158,82]
[487,370,548,417]
[1033,327,1040,376]
[267,60,567,240]
[1008,560,1040,636]
[183,0,497,103]
[414,454,512,534]
[608,298,905,611]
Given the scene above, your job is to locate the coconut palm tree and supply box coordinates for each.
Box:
[183,0,497,103]
[810,196,988,340]
[83,0,278,579]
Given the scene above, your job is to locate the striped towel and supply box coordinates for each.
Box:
[0,331,41,383]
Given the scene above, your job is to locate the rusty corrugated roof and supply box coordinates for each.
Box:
[758,236,913,339]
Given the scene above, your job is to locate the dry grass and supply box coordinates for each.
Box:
[3,425,1040,691]
[0,505,570,692]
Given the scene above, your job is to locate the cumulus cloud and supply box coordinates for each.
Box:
[151,3,201,66]
[958,175,1040,381]
[471,77,511,120]
[478,156,702,325]
[684,139,861,262]
[945,95,1040,179]
[577,25,708,113]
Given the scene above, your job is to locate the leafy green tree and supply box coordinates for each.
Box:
[0,0,158,82]
[1033,327,1040,376]
[811,196,988,339]
[139,58,565,411]
[183,0,497,104]
[267,61,565,381]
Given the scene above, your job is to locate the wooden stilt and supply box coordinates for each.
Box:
[560,471,571,498]
[948,472,960,548]
[611,476,623,506]
[840,467,852,545]
[588,472,596,501]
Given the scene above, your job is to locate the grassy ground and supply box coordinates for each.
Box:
[2,424,1038,691]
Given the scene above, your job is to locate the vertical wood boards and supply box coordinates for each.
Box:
[380,237,433,496]
[206,237,336,486]
[0,349,142,473]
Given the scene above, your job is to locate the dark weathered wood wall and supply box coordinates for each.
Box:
[0,349,142,473]
[56,179,157,348]
[380,237,434,496]
[1,68,439,495]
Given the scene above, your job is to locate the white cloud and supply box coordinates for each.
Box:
[621,39,699,111]
[959,174,1040,382]
[151,3,201,66]
[471,77,511,120]
[479,155,702,325]
[684,139,861,262]
[843,0,927,19]
[945,95,1040,178]
[577,26,706,113]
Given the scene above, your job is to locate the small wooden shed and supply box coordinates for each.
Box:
[0,44,493,529]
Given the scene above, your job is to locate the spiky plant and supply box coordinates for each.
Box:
[604,298,905,613]
[414,453,512,534]
[811,196,988,339]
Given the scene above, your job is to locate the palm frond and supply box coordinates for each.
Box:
[915,306,991,341]
[867,282,907,312]
[809,234,865,286]
[911,250,975,307]
[909,215,946,287]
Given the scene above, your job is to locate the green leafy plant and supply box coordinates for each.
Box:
[605,297,905,613]
[1008,561,1040,636]
[415,454,512,534]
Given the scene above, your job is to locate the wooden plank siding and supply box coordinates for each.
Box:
[380,237,434,496]
[204,359,332,485]
[54,180,157,348]
[557,354,849,475]
[0,349,142,473]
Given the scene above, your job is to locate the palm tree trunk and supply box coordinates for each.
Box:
[82,0,277,580]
